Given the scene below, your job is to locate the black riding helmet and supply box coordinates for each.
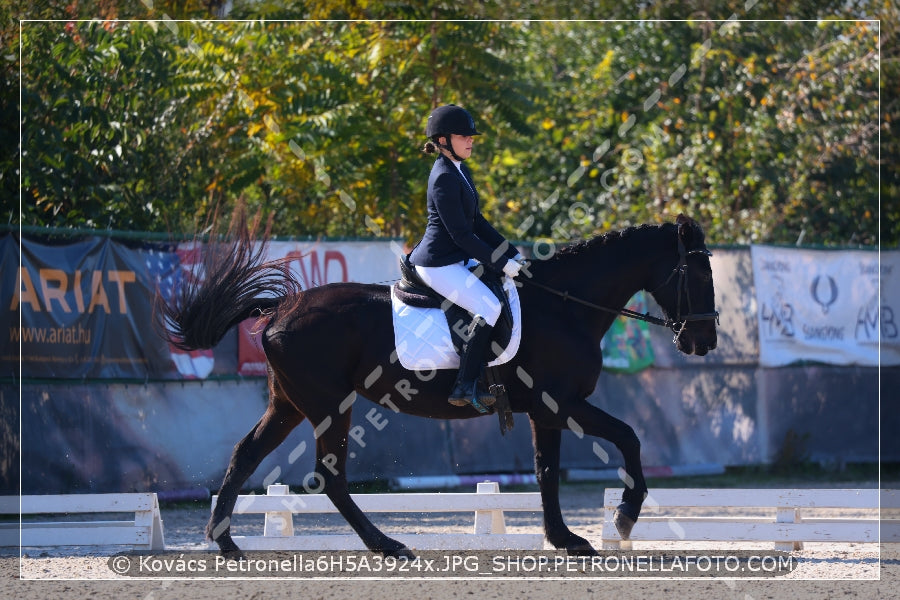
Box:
[426,104,480,160]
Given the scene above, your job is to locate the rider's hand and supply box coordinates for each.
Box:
[503,259,522,279]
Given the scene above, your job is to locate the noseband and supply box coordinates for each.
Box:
[649,236,720,343]
[520,236,719,344]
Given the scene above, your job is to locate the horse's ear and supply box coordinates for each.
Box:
[675,214,701,246]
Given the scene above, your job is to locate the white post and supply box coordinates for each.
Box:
[775,507,803,551]
[474,481,506,534]
[133,493,166,551]
[263,484,295,537]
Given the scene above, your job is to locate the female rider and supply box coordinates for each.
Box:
[408,104,525,413]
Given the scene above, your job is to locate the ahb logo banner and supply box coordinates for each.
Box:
[751,245,900,367]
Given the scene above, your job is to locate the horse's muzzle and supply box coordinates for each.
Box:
[678,328,717,356]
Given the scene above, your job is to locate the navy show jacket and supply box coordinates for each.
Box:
[409,154,517,272]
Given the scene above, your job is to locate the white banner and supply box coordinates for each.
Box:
[237,239,404,375]
[751,246,900,367]
[263,239,404,286]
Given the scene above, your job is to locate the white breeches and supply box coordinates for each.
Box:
[413,260,502,326]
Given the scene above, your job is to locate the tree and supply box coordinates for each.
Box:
[7,0,891,247]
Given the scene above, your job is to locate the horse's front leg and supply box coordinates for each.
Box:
[533,400,648,543]
[530,421,597,555]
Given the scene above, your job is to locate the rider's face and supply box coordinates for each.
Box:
[444,134,474,160]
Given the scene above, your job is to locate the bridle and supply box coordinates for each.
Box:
[519,236,720,344]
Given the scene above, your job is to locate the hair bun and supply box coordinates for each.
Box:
[423,141,438,154]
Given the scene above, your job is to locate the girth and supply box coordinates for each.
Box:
[393,254,514,358]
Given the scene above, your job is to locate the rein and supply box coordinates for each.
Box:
[518,238,719,340]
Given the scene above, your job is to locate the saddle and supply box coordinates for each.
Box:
[393,254,514,358]
[392,255,517,435]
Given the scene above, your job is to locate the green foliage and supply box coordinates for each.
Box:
[6,0,891,247]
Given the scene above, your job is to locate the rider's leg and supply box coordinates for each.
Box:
[414,261,501,413]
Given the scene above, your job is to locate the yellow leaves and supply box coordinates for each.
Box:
[263,113,280,135]
[592,49,615,80]
[541,118,555,130]
[247,122,263,137]
[707,131,716,140]
[366,215,386,232]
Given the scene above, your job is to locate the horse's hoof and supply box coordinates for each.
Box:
[220,546,246,561]
[614,508,636,540]
[384,545,415,559]
[566,538,598,556]
[213,534,246,560]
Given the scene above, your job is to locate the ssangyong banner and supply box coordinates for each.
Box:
[751,245,900,367]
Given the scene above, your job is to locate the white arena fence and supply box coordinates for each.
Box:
[603,487,882,551]
[1,486,895,554]
[0,492,165,551]
[213,482,545,551]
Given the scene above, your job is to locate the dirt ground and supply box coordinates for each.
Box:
[2,484,898,600]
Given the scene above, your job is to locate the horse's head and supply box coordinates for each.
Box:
[648,215,718,356]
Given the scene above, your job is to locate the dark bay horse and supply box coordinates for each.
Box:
[160,212,718,558]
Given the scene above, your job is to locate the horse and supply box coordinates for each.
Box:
[159,211,718,558]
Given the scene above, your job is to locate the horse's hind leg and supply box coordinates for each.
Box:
[313,407,414,558]
[207,394,304,557]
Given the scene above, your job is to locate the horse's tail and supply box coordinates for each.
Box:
[156,206,301,351]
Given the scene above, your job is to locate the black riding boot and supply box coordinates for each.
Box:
[448,316,496,413]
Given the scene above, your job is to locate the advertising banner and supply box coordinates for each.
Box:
[7,231,896,380]
[2,234,176,379]
[751,245,900,366]
[599,292,655,373]
[2,235,405,380]
[1,234,239,380]
[236,240,403,375]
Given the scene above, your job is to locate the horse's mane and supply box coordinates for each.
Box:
[535,223,672,264]
[551,222,671,258]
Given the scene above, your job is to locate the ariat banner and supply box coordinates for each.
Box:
[751,245,900,367]
[1,234,192,379]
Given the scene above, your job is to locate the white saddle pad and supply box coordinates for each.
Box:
[391,276,522,371]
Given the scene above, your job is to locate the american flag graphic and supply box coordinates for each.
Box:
[143,241,215,379]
